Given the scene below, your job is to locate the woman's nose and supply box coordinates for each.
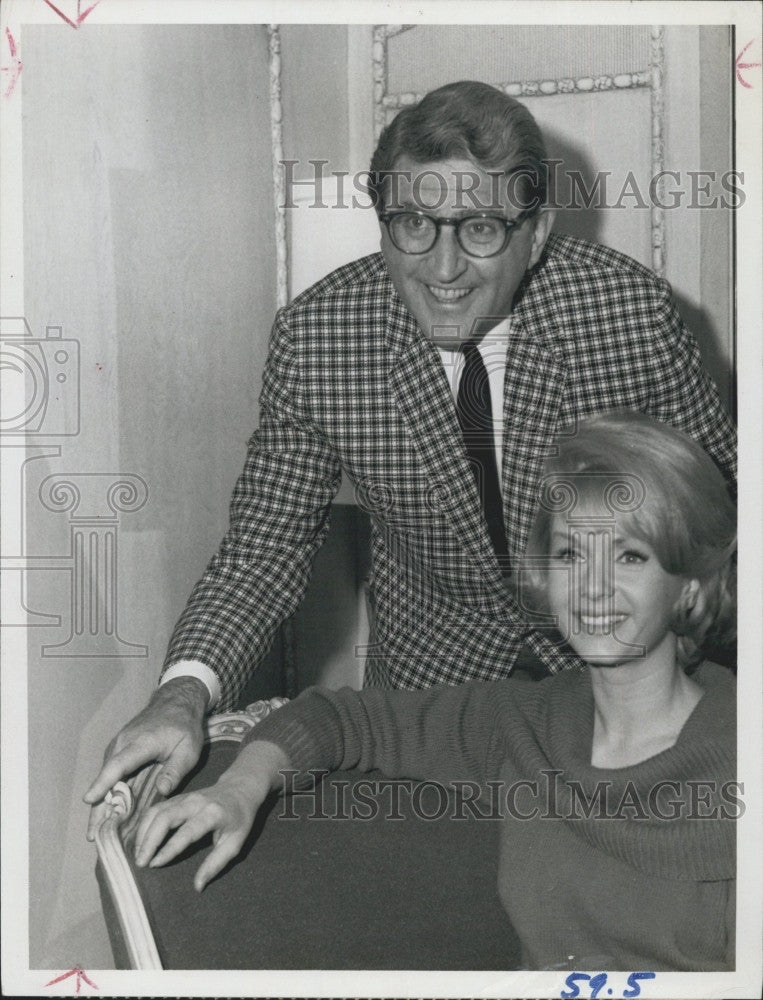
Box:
[579,532,614,600]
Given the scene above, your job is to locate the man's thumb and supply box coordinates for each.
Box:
[155,770,176,797]
[155,741,198,797]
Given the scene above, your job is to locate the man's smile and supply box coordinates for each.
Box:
[426,285,473,302]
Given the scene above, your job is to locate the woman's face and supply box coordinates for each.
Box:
[546,510,693,667]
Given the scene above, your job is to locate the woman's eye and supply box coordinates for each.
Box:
[618,549,647,564]
[553,548,580,562]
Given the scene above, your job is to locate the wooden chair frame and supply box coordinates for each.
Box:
[93,698,288,970]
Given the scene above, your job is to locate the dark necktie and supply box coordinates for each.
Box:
[456,341,510,572]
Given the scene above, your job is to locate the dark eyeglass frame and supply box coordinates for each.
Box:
[379,209,532,258]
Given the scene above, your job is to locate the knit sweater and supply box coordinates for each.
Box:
[247,662,737,971]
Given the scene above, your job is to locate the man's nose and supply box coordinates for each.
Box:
[428,225,468,282]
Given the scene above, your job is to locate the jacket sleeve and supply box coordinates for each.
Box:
[648,279,737,494]
[243,681,509,788]
[162,310,342,710]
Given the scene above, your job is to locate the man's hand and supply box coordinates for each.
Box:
[84,676,210,841]
[132,740,288,891]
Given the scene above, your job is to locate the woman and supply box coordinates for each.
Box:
[133,412,737,971]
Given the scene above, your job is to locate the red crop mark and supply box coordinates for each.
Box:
[44,968,98,994]
[1,28,22,99]
[41,0,103,29]
[736,39,761,89]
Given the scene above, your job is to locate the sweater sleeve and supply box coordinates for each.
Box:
[240,680,511,787]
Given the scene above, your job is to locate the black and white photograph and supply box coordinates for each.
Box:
[1,1,761,997]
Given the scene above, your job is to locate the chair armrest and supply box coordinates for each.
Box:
[93,697,288,970]
[95,694,520,971]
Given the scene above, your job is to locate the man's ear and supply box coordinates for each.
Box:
[527,208,556,269]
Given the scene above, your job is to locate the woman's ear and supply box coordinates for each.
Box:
[677,578,701,615]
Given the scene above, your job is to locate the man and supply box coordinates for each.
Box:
[85,81,736,827]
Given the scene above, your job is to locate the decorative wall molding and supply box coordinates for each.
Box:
[372,25,415,141]
[381,71,652,111]
[650,25,666,276]
[372,27,390,147]
[268,24,288,310]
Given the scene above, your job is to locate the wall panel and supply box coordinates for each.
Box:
[22,24,276,968]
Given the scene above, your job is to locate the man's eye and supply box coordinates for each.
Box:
[403,214,429,231]
[462,218,501,241]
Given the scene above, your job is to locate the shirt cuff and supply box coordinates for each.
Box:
[159,661,221,710]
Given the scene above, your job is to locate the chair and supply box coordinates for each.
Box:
[94,698,521,970]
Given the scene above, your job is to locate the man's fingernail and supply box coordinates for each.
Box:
[156,777,171,795]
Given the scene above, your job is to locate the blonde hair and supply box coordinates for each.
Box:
[523,411,736,670]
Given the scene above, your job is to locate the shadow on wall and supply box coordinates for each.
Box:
[545,134,604,246]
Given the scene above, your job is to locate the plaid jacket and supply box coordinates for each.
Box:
[164,234,737,709]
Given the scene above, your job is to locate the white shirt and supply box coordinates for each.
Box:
[435,317,511,485]
[161,318,513,708]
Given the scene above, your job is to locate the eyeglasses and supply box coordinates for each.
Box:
[380,210,529,258]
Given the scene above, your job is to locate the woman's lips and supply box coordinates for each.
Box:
[578,613,628,631]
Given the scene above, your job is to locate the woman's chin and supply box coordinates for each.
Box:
[568,641,646,668]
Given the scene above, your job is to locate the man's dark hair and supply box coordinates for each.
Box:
[368,80,549,214]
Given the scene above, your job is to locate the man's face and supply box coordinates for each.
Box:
[380,156,553,346]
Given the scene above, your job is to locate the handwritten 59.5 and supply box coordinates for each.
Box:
[561,971,656,998]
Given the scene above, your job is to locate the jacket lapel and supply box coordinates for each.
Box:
[386,297,503,583]
[384,281,568,580]
[501,301,568,560]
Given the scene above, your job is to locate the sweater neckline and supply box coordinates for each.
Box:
[555,662,723,776]
[536,662,737,880]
